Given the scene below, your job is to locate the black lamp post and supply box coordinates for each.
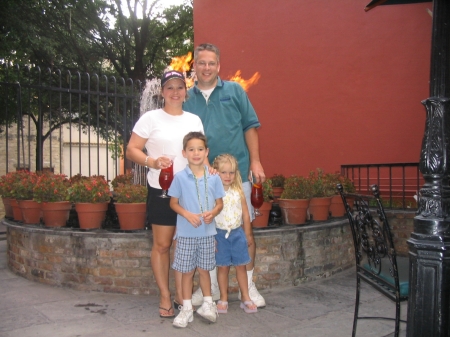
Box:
[365,0,450,336]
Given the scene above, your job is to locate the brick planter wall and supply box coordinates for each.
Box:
[384,210,416,257]
[2,211,415,295]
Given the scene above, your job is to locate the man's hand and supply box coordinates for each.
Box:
[249,161,266,183]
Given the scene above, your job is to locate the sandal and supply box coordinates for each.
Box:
[217,300,228,314]
[240,300,258,313]
[174,300,196,312]
[173,300,182,310]
[159,306,175,318]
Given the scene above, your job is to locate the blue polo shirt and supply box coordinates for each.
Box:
[168,165,225,238]
[183,77,260,183]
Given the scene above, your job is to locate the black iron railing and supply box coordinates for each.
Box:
[341,163,423,209]
[0,64,142,182]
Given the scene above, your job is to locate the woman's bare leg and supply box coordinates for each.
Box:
[151,224,176,314]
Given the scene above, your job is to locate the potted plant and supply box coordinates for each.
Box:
[340,174,356,194]
[339,174,356,211]
[10,170,38,200]
[270,174,285,202]
[309,168,336,198]
[307,168,335,221]
[328,172,356,217]
[0,173,16,219]
[9,170,40,223]
[113,183,147,230]
[252,179,273,228]
[111,173,134,189]
[279,175,313,225]
[68,175,111,229]
[33,173,72,227]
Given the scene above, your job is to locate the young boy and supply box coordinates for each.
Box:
[168,131,225,328]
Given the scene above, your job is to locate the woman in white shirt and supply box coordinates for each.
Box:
[126,70,204,318]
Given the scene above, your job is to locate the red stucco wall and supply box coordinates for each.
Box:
[193,0,431,177]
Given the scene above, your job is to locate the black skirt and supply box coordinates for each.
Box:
[146,184,177,226]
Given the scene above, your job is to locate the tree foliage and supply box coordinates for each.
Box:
[0,0,193,81]
[0,0,193,170]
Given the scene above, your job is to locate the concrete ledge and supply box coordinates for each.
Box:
[2,213,413,295]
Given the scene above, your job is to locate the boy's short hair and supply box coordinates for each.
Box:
[183,131,207,150]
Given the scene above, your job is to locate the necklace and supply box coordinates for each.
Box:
[193,166,209,214]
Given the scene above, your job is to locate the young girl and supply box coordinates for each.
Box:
[212,154,258,314]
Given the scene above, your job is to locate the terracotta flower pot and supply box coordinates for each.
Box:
[309,197,332,221]
[41,201,72,227]
[272,187,284,202]
[278,199,310,225]
[115,202,146,231]
[2,197,14,219]
[252,201,272,228]
[329,195,345,217]
[75,202,108,230]
[10,199,23,222]
[18,199,41,224]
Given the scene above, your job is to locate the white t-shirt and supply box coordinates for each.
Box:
[200,88,214,103]
[132,109,204,188]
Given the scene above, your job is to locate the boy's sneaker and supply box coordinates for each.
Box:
[173,307,194,328]
[196,301,218,323]
[238,282,266,308]
[191,287,220,306]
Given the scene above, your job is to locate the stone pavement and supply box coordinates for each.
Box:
[0,237,406,337]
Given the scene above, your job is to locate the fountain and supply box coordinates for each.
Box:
[131,78,163,186]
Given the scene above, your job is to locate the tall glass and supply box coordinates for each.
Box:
[251,183,264,217]
[158,155,175,198]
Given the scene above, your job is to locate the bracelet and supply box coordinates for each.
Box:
[144,156,150,168]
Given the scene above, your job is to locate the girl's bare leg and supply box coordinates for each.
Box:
[236,265,256,309]
[217,266,230,311]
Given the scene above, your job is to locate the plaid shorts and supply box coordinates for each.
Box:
[172,236,216,273]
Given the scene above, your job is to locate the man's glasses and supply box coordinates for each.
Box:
[196,61,218,68]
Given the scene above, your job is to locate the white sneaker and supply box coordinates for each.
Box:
[196,301,218,323]
[239,282,266,308]
[191,287,220,306]
[173,307,194,328]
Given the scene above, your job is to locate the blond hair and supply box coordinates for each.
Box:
[212,154,244,198]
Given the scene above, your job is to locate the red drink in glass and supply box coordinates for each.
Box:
[251,183,264,209]
[158,164,173,198]
[159,168,173,190]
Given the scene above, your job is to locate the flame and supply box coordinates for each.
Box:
[168,53,261,91]
[185,77,195,88]
[228,70,261,92]
[169,52,192,73]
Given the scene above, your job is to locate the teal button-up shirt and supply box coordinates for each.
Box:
[183,77,260,183]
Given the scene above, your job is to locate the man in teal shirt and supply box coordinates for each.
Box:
[183,43,266,308]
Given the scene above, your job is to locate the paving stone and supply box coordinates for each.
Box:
[0,240,406,337]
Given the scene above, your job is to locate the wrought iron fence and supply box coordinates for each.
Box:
[341,162,423,209]
[0,64,142,182]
